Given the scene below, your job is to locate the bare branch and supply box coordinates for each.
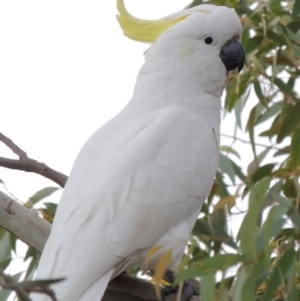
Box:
[0,133,67,188]
[0,191,50,252]
[221,133,282,151]
[0,157,67,188]
[0,132,28,160]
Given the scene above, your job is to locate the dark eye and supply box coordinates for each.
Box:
[204,37,213,44]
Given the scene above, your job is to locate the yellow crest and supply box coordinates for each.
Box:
[116,0,190,43]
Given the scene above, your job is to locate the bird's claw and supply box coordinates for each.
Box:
[162,281,199,301]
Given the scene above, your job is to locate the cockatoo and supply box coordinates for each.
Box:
[31,1,244,300]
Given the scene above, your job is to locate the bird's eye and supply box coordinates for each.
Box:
[204,37,213,45]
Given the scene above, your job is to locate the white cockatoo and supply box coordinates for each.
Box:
[31,1,244,300]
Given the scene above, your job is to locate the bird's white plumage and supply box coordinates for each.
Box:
[31,3,242,301]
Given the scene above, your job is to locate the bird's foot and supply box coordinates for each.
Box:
[162,280,199,301]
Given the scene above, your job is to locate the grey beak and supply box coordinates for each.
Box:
[220,37,245,73]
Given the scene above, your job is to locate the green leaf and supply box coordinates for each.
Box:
[40,202,58,223]
[220,145,240,159]
[201,273,215,301]
[17,277,66,288]
[246,105,257,159]
[264,249,296,301]
[231,161,246,182]
[253,81,264,101]
[288,20,300,33]
[269,190,293,207]
[219,154,236,184]
[282,24,300,46]
[24,262,37,281]
[242,277,256,301]
[247,148,271,176]
[236,7,253,16]
[266,29,286,46]
[232,267,248,301]
[251,163,275,183]
[273,77,295,98]
[287,255,298,300]
[239,178,271,259]
[287,76,296,90]
[0,272,23,300]
[198,254,246,271]
[9,233,17,252]
[26,187,60,208]
[187,0,203,8]
[214,195,235,210]
[192,219,237,250]
[256,205,288,264]
[256,103,282,126]
[287,208,300,229]
[215,172,230,197]
[251,55,265,73]
[291,127,300,169]
[224,73,250,112]
[273,146,290,157]
[0,288,12,300]
[259,113,282,138]
[283,178,298,198]
[0,232,13,270]
[175,267,214,285]
[245,36,263,54]
[225,78,239,111]
[234,96,243,129]
[277,102,300,143]
[292,0,300,18]
[270,0,283,14]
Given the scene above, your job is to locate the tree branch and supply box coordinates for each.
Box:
[221,133,282,151]
[0,133,28,160]
[0,133,67,188]
[0,191,50,252]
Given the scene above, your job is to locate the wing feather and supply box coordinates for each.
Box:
[33,105,219,301]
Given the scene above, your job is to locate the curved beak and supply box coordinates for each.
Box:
[220,37,245,73]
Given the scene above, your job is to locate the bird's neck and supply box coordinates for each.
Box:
[127,60,224,126]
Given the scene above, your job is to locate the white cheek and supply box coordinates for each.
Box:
[177,39,198,58]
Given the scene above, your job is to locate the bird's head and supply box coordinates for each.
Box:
[117,1,244,73]
[117,0,244,98]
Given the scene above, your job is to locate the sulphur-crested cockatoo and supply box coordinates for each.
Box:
[31,1,244,300]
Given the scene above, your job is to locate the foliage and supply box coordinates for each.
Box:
[179,0,300,299]
[1,0,300,300]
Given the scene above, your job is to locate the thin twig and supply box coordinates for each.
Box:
[0,133,67,188]
[0,269,32,301]
[0,178,19,201]
[221,133,282,151]
[24,287,58,301]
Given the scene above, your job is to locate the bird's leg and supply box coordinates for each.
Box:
[161,270,199,301]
